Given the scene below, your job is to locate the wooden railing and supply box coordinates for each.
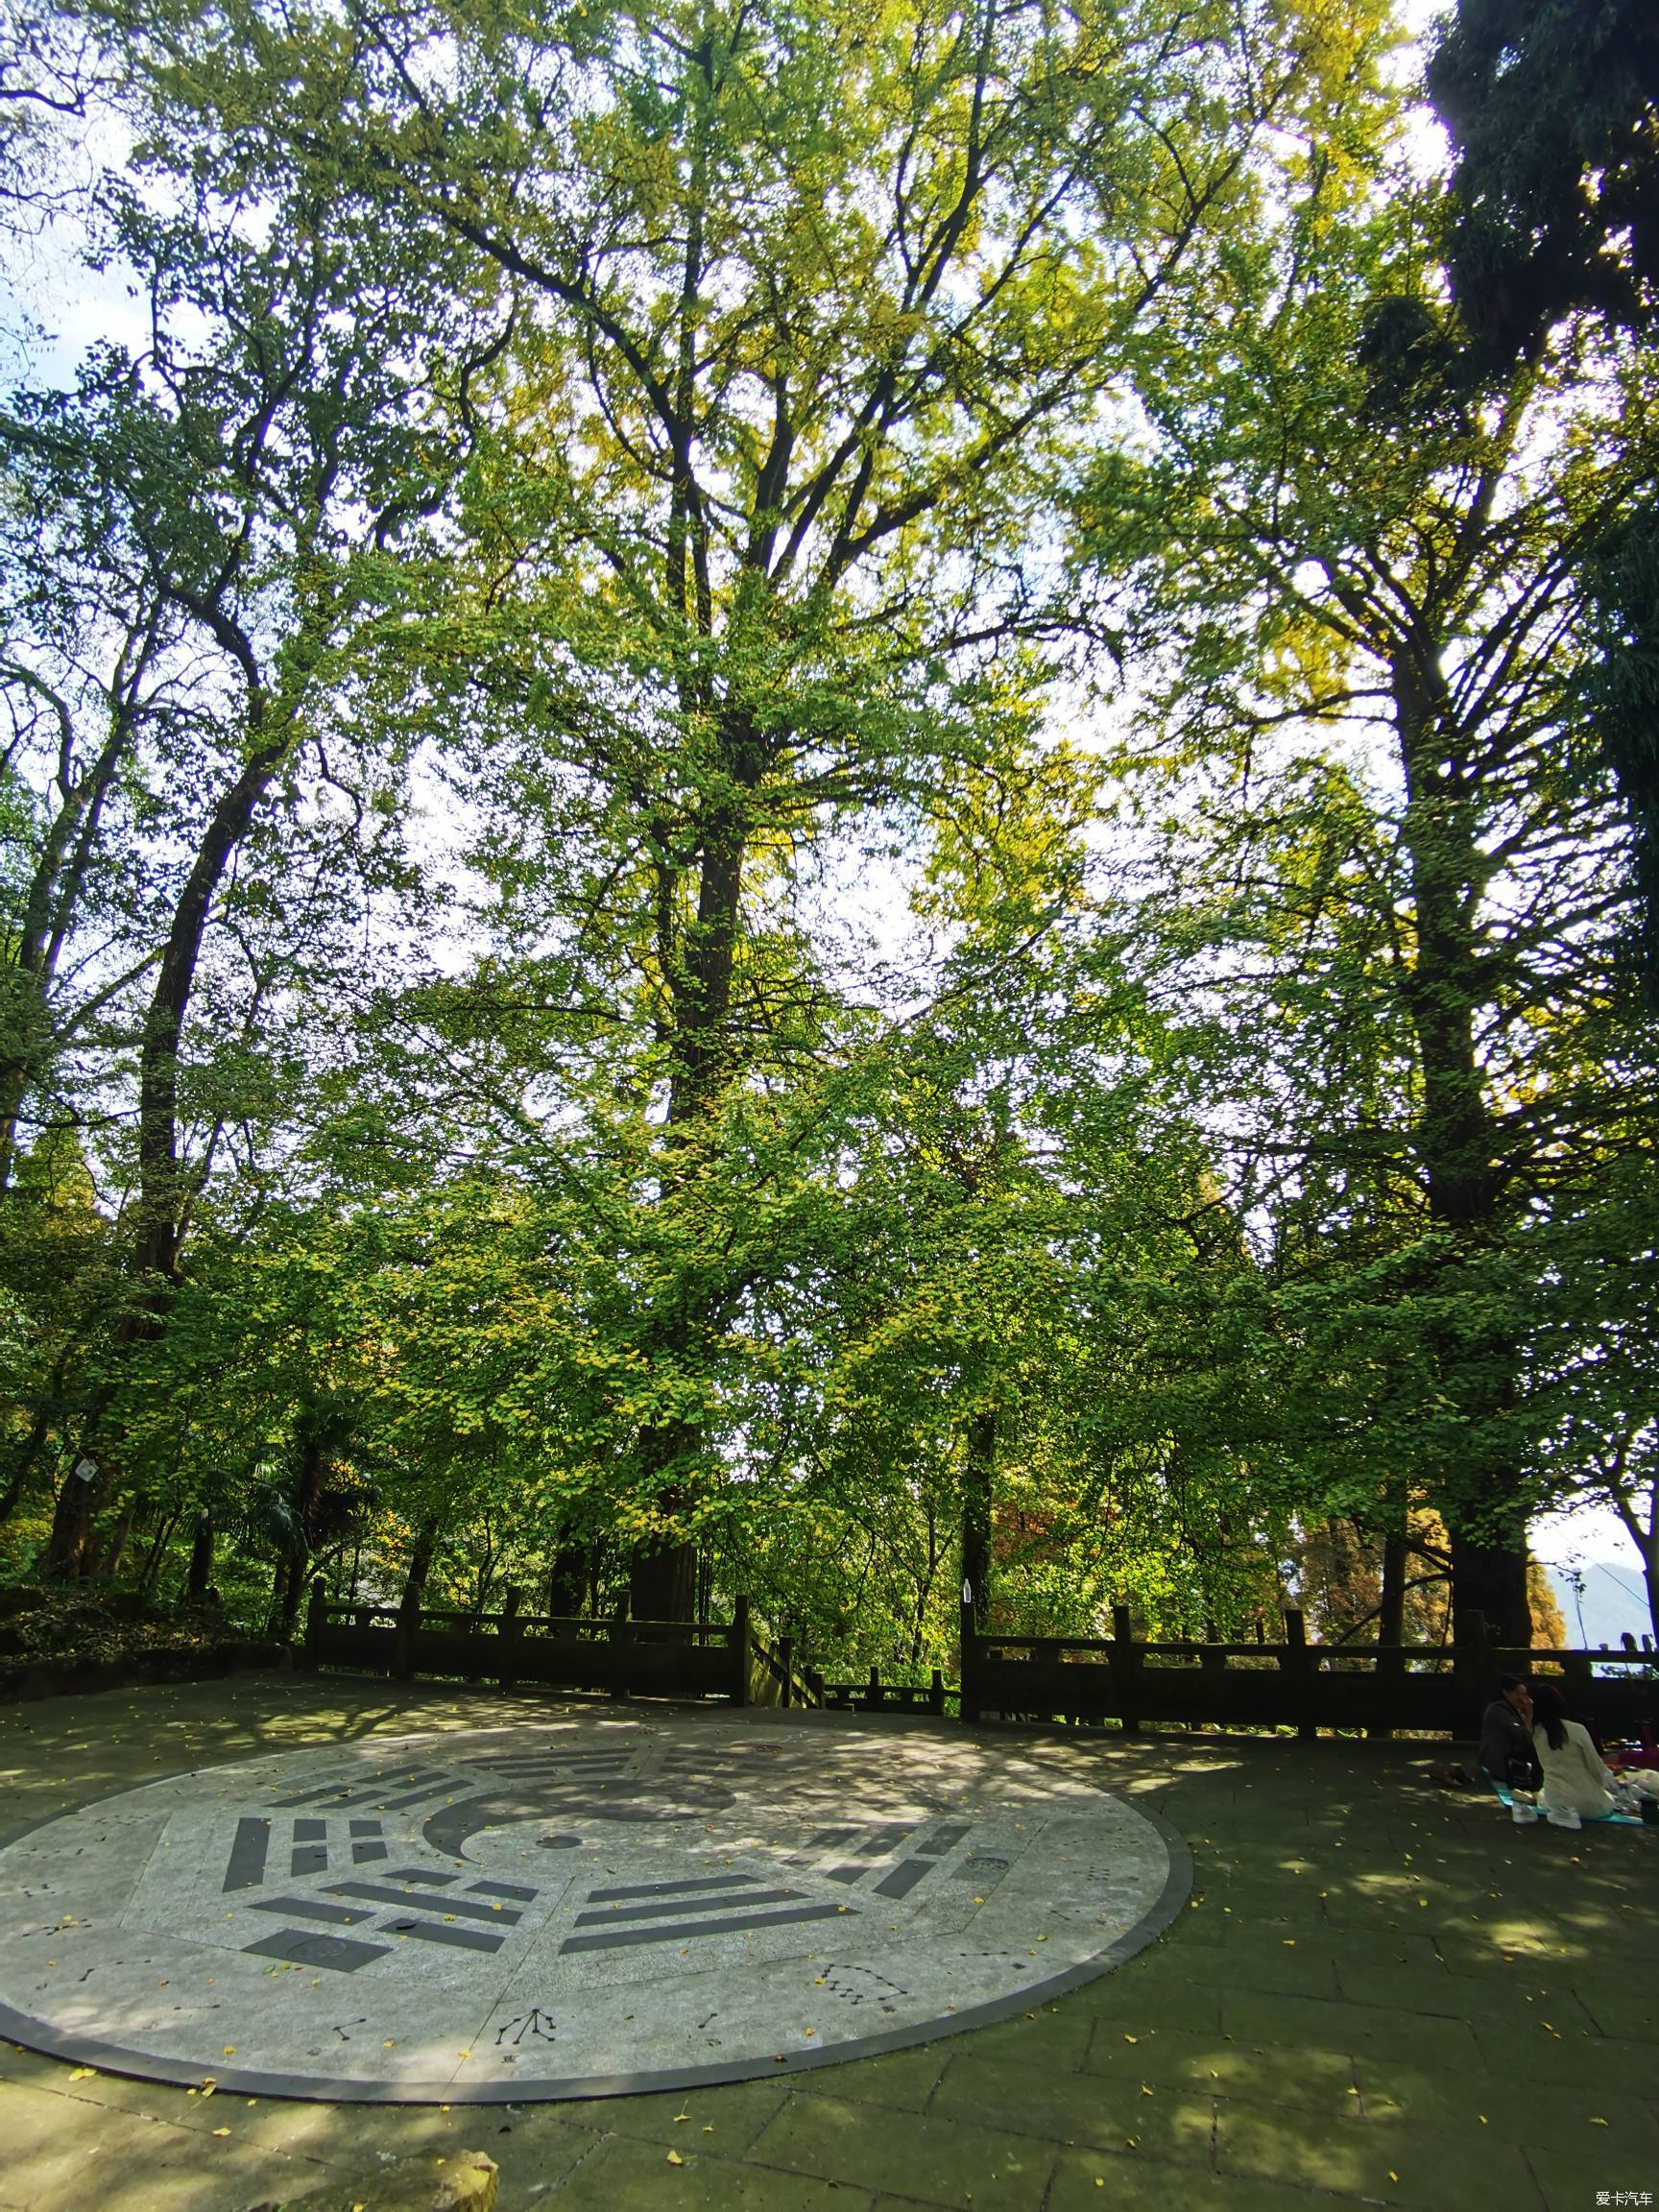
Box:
[301,1576,1657,1741]
[959,1600,1659,1739]
[304,1583,765,1704]
[747,1628,822,1709]
[813,1665,949,1717]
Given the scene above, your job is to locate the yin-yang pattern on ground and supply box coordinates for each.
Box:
[0,1714,1189,2102]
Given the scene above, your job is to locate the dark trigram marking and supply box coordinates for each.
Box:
[469,1879,537,1903]
[280,1815,388,1877]
[324,1881,522,1927]
[572,1886,804,1928]
[291,1817,327,1877]
[223,1817,272,1892]
[560,1900,850,1955]
[282,1765,461,1815]
[562,1871,853,1955]
[873,1859,935,1901]
[816,1822,966,1894]
[496,2007,557,2046]
[588,1874,758,1904]
[915,1825,970,1856]
[469,1750,627,1772]
[350,1819,387,1864]
[243,1929,388,1972]
[375,1778,464,1811]
[249,1897,373,1928]
[856,1826,914,1858]
[272,1764,427,1808]
[383,1867,460,1888]
[383,1915,505,1954]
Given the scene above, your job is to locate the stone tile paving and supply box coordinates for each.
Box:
[1,1674,1655,2212]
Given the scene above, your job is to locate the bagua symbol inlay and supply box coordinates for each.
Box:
[559,1870,854,1955]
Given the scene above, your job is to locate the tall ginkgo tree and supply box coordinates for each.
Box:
[98,0,1399,1610]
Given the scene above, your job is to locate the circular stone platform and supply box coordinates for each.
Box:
[0,1714,1189,2103]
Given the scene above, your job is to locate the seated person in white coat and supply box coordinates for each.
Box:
[1530,1683,1659,1819]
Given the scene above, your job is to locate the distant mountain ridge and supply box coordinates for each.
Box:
[1547,1560,1654,1651]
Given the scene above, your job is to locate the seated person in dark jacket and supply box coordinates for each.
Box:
[1479,1673,1542,1791]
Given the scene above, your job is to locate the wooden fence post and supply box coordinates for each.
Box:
[498,1586,521,1693]
[779,1634,794,1710]
[959,1584,979,1722]
[611,1592,633,1701]
[303,1576,326,1675]
[1110,1604,1141,1737]
[929,1667,945,1716]
[394,1588,421,1683]
[733,1594,752,1707]
[1283,1608,1315,1740]
[1454,1608,1492,1735]
[1198,1630,1224,1730]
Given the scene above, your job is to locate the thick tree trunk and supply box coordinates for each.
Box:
[1450,1527,1532,1649]
[0,1395,56,1528]
[1396,665,1531,1639]
[546,1545,586,1618]
[626,1414,700,1621]
[45,1455,100,1577]
[402,1516,440,1610]
[623,731,761,1622]
[134,733,289,1286]
[186,1509,215,1599]
[961,1410,996,1632]
[1378,1509,1407,1651]
[629,1538,697,1623]
[277,1417,327,1638]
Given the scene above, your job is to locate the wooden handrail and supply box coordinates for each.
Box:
[969,1631,1656,1668]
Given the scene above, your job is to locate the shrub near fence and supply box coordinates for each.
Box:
[959,1601,1659,1741]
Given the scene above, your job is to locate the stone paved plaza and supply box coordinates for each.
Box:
[0,1675,1655,2210]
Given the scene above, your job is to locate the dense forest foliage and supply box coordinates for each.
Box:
[0,0,1654,1673]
